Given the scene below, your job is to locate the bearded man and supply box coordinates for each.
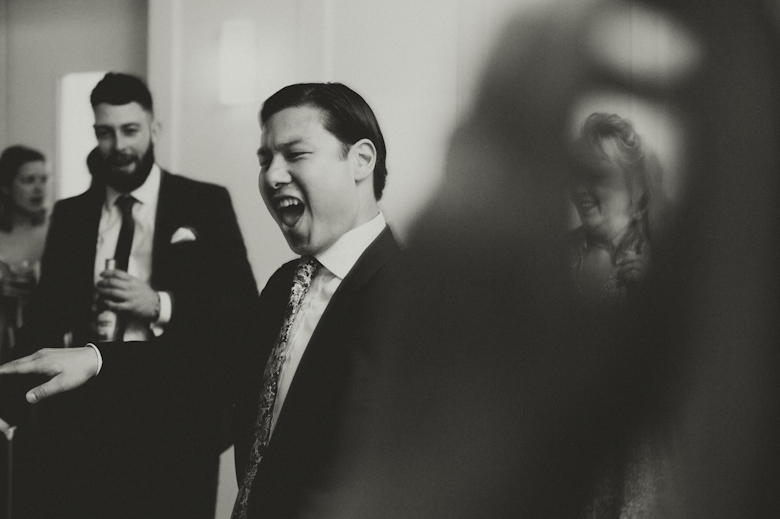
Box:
[8,72,259,519]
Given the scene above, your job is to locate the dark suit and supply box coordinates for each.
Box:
[17,170,260,519]
[233,226,400,519]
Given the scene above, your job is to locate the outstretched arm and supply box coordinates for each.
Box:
[0,347,100,403]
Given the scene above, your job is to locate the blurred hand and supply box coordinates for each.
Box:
[0,347,99,403]
[617,251,649,289]
[2,261,38,298]
[2,277,36,298]
[0,416,11,438]
[97,269,159,320]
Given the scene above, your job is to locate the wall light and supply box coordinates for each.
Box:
[218,19,257,106]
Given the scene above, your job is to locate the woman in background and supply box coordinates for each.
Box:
[569,112,666,315]
[569,113,671,518]
[0,145,49,362]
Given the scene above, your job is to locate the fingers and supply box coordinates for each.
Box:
[99,288,143,308]
[0,348,98,403]
[97,276,131,291]
[97,278,142,301]
[96,286,128,302]
[96,272,134,297]
[100,269,133,281]
[103,293,157,319]
[103,299,133,312]
[26,375,66,403]
[0,353,46,375]
[96,275,152,302]
[0,353,62,402]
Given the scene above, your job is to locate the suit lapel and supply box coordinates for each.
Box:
[309,226,399,354]
[151,170,181,286]
[270,227,400,436]
[330,226,399,296]
[76,186,108,288]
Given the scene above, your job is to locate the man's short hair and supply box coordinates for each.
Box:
[260,83,388,200]
[91,72,153,113]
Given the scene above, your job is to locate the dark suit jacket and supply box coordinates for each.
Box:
[233,226,401,519]
[15,170,260,519]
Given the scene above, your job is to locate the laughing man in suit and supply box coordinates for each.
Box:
[229,83,401,518]
[1,82,401,518]
[1,72,259,518]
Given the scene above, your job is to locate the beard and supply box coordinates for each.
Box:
[88,143,156,193]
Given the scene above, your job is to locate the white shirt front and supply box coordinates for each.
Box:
[270,212,387,436]
[94,164,171,341]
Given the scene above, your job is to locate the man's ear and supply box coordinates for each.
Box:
[150,118,162,145]
[351,138,376,182]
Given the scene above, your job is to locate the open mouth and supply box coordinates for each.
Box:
[575,197,598,213]
[276,197,305,228]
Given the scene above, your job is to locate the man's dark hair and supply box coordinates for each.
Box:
[260,83,388,200]
[91,72,153,112]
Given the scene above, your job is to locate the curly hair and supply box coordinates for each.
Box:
[573,112,667,258]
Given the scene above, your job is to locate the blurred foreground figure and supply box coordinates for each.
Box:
[317,1,780,518]
[569,112,670,518]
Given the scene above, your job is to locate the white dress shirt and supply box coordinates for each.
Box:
[270,212,387,436]
[94,164,171,342]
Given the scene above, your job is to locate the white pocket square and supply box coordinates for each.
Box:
[171,226,197,244]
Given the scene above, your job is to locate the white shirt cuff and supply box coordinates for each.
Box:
[86,343,103,376]
[157,291,172,324]
[151,291,172,337]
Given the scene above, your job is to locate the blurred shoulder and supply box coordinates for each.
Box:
[50,185,103,217]
[161,171,230,199]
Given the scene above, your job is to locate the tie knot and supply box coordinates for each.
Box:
[295,257,318,286]
[116,195,136,216]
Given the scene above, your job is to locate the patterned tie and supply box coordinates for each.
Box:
[232,257,318,519]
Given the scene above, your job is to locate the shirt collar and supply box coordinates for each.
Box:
[105,163,162,209]
[315,212,387,280]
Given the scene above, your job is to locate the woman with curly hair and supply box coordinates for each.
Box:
[569,112,667,314]
[570,113,672,518]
